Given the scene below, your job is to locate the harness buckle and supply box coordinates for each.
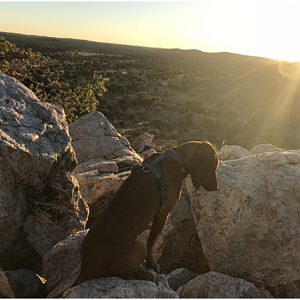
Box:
[142,165,152,173]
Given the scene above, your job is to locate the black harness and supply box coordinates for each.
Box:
[135,149,188,205]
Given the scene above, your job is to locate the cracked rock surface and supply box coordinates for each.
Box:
[69,111,142,164]
[177,271,272,298]
[188,150,300,290]
[62,276,179,298]
[69,111,142,226]
[0,73,88,272]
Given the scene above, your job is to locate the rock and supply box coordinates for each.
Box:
[132,261,170,288]
[113,155,143,170]
[132,132,154,153]
[132,132,156,158]
[69,112,142,226]
[274,280,300,298]
[75,158,118,174]
[188,150,300,291]
[0,271,13,298]
[177,271,273,298]
[0,269,47,298]
[69,111,142,164]
[166,268,197,291]
[153,178,209,274]
[217,145,251,160]
[75,170,131,226]
[43,230,88,298]
[62,277,179,298]
[250,143,285,155]
[0,73,88,271]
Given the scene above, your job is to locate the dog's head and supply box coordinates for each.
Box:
[185,141,219,191]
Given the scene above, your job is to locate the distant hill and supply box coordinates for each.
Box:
[0,31,272,65]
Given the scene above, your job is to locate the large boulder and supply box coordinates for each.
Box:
[188,150,300,293]
[0,73,88,271]
[69,112,142,226]
[43,230,88,298]
[62,277,178,298]
[177,271,272,298]
[68,111,141,164]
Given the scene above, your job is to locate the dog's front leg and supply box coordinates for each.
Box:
[146,212,168,273]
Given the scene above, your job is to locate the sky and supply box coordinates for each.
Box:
[1,0,300,62]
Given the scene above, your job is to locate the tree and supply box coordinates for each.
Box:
[119,86,127,95]
[0,36,109,122]
[0,36,50,86]
[154,106,163,114]
[77,71,109,115]
[170,103,178,111]
[150,116,169,129]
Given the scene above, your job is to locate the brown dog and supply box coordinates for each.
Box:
[73,141,219,285]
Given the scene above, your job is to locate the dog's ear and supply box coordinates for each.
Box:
[199,153,219,191]
[189,144,219,191]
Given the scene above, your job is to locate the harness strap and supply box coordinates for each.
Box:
[139,149,187,205]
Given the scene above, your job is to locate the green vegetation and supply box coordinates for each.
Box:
[77,71,109,115]
[1,32,300,151]
[0,36,108,123]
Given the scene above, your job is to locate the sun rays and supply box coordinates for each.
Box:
[213,59,300,149]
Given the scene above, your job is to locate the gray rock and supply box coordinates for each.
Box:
[177,271,273,298]
[75,171,130,206]
[75,158,118,174]
[69,112,142,226]
[68,111,142,164]
[43,230,88,298]
[132,261,170,288]
[217,145,251,160]
[0,269,47,298]
[75,171,131,226]
[132,132,156,158]
[274,279,300,298]
[62,277,179,298]
[113,155,143,170]
[250,143,285,155]
[166,268,197,291]
[0,73,88,271]
[188,150,300,290]
[132,132,154,153]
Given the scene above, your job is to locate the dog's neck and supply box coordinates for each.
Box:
[171,147,189,176]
